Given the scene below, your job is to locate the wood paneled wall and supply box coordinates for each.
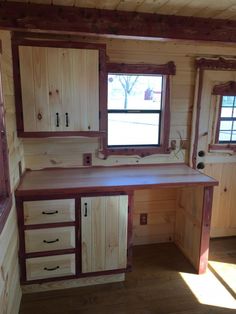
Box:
[133,188,177,245]
[22,38,236,169]
[205,163,236,238]
[0,31,24,314]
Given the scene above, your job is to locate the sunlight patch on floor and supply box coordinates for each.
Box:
[208,260,236,294]
[180,266,236,310]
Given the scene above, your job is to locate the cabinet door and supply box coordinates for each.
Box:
[19,45,99,133]
[81,195,128,273]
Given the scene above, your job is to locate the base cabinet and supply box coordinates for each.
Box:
[81,195,128,273]
[16,193,131,284]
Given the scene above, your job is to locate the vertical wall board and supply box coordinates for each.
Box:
[0,30,25,314]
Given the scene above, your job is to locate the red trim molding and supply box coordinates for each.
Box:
[209,144,236,152]
[11,35,107,138]
[1,2,236,43]
[107,62,176,75]
[100,62,175,157]
[0,64,12,235]
[212,81,236,96]
[196,57,236,70]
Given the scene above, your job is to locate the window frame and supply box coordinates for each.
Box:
[100,62,176,157]
[210,81,236,152]
[0,66,12,234]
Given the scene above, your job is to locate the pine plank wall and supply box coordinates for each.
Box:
[1,30,236,313]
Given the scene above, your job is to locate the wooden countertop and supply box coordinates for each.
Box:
[15,164,218,197]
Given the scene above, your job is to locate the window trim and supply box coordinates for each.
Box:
[209,81,236,152]
[100,62,176,157]
[0,70,12,234]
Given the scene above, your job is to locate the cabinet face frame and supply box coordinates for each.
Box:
[12,36,107,138]
[16,191,133,284]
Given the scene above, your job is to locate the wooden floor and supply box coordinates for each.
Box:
[19,238,236,314]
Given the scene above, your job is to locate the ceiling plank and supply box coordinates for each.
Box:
[1,1,236,43]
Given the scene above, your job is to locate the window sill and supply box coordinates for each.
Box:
[209,144,236,153]
[101,145,171,158]
[0,196,12,234]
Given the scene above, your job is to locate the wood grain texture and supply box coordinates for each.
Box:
[175,186,204,271]
[81,195,128,273]
[23,199,75,225]
[2,2,236,43]
[133,188,177,245]
[25,226,75,253]
[205,163,236,237]
[19,238,236,314]
[0,30,24,314]
[18,45,99,133]
[26,254,76,281]
[15,164,217,197]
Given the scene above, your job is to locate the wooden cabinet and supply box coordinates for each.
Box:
[16,193,131,284]
[12,39,106,137]
[81,195,129,273]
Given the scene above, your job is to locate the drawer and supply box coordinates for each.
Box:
[23,199,75,225]
[26,254,76,281]
[25,227,75,253]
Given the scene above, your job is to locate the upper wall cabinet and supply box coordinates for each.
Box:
[12,39,106,137]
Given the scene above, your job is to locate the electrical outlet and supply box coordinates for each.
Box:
[140,213,148,225]
[83,153,92,166]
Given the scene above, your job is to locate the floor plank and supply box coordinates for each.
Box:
[19,238,236,314]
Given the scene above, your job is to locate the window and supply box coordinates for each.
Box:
[216,96,236,143]
[0,67,11,234]
[101,62,176,157]
[213,81,236,147]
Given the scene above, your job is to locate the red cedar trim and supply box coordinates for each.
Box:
[0,61,12,235]
[209,144,236,152]
[196,57,236,70]
[11,36,107,137]
[214,96,222,145]
[198,186,213,274]
[212,81,236,95]
[101,62,175,157]
[212,81,236,148]
[107,62,176,75]
[2,2,236,43]
[192,58,236,168]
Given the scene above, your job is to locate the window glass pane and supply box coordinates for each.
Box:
[108,74,162,110]
[233,108,236,117]
[222,96,235,107]
[221,107,233,118]
[108,113,160,146]
[220,120,232,130]
[233,121,236,130]
[232,130,236,141]
[219,131,231,142]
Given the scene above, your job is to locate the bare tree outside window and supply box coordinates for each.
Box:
[117,75,139,109]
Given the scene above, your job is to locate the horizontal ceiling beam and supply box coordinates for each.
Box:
[1,2,236,43]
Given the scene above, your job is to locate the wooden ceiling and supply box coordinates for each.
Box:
[3,0,236,20]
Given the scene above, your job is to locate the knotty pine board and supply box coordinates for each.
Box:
[22,37,236,169]
[0,30,24,314]
[205,163,236,237]
[133,188,177,245]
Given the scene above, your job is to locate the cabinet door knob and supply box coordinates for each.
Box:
[37,113,42,121]
[56,113,60,127]
[65,113,69,127]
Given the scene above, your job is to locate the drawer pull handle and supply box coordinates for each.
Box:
[43,238,59,244]
[44,266,60,272]
[42,210,58,215]
[84,203,88,217]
